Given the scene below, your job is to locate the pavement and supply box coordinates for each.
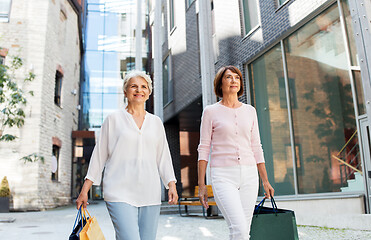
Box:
[0,200,371,240]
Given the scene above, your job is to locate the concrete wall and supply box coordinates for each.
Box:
[0,0,80,210]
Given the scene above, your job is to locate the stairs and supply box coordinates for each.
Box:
[340,172,365,192]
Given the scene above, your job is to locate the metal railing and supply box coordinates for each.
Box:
[332,130,363,187]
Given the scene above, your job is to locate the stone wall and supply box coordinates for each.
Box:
[0,0,81,210]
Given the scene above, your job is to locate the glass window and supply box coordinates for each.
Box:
[86,11,104,51]
[0,0,11,22]
[186,0,195,9]
[341,0,358,66]
[241,0,259,35]
[353,70,366,115]
[249,44,295,196]
[169,0,175,31]
[163,55,172,106]
[51,145,60,181]
[54,71,63,106]
[277,0,288,6]
[284,4,360,194]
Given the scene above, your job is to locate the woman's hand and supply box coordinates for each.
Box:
[263,181,274,199]
[198,184,209,209]
[168,181,178,205]
[76,179,93,209]
[76,192,89,209]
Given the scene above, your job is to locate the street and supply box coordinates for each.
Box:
[1,201,371,239]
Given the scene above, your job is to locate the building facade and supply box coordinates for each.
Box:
[0,0,84,210]
[72,0,152,200]
[151,0,371,225]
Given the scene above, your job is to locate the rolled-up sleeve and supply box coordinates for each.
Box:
[251,108,265,164]
[198,107,212,161]
[156,119,177,189]
[85,117,110,185]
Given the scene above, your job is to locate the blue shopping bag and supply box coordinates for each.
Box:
[69,207,89,240]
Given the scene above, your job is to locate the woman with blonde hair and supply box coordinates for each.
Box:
[76,70,178,240]
[198,65,274,239]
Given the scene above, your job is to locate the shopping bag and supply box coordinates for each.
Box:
[250,197,299,240]
[69,207,88,240]
[79,207,106,240]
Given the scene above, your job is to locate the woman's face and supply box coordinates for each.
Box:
[124,77,150,104]
[221,69,241,96]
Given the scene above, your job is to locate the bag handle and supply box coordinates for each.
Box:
[81,206,92,221]
[255,196,278,215]
[71,207,82,231]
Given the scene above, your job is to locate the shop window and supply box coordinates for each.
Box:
[51,145,60,181]
[284,4,359,194]
[240,0,259,35]
[249,43,295,196]
[0,0,11,22]
[55,70,63,106]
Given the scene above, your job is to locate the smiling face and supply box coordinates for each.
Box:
[221,69,241,96]
[124,76,150,104]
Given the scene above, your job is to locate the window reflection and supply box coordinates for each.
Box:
[249,44,295,195]
[284,4,360,194]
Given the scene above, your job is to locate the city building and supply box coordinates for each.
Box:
[72,0,152,200]
[151,0,371,223]
[0,0,84,210]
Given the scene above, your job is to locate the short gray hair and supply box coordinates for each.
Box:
[123,70,153,95]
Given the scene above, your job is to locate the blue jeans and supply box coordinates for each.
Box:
[105,202,161,240]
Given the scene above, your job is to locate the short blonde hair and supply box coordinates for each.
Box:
[123,70,153,95]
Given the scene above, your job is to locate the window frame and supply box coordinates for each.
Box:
[0,0,12,23]
[51,145,60,181]
[240,0,261,37]
[169,0,176,33]
[162,54,173,107]
[54,70,63,107]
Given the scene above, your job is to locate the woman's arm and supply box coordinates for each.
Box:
[257,163,274,198]
[198,160,209,209]
[167,181,178,205]
[76,179,93,209]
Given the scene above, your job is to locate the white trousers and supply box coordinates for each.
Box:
[211,165,259,240]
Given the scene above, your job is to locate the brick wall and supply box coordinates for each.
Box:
[0,0,81,210]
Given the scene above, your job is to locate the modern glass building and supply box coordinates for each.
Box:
[72,0,151,199]
[82,0,150,130]
[151,0,371,226]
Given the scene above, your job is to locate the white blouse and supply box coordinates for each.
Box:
[85,109,177,207]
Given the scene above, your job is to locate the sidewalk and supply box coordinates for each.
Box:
[0,200,370,239]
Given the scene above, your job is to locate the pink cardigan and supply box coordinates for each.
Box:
[197,102,265,167]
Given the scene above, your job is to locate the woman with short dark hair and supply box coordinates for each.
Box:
[198,65,274,240]
[76,70,178,240]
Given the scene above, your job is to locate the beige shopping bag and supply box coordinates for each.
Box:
[80,207,106,240]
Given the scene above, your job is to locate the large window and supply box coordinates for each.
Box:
[0,0,11,22]
[241,0,259,35]
[249,44,295,195]
[249,3,363,196]
[83,0,150,130]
